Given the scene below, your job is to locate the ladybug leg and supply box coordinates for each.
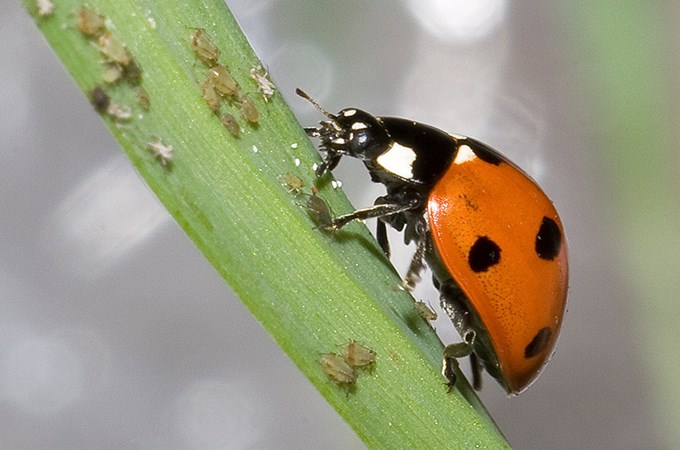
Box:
[439,281,482,390]
[323,199,419,231]
[376,219,390,258]
[402,235,427,290]
[399,216,429,289]
[469,352,484,391]
[442,331,474,391]
[314,153,342,177]
[439,282,473,338]
[442,354,458,391]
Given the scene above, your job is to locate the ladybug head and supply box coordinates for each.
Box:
[296,89,391,176]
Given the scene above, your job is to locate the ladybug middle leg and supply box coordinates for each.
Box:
[320,189,434,292]
[401,217,428,290]
[376,219,390,258]
[321,195,421,231]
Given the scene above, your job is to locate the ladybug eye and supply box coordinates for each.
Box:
[468,236,501,273]
[524,327,552,358]
[535,217,562,260]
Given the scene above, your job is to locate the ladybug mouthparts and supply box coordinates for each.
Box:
[304,120,348,176]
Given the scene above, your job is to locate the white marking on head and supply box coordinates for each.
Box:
[453,144,476,165]
[351,122,368,131]
[376,143,417,179]
[342,109,357,117]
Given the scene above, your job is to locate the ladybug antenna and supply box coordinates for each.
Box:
[295,88,335,119]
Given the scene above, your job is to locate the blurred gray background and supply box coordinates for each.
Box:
[2,0,678,448]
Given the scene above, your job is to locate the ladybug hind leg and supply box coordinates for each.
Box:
[442,333,480,392]
[439,282,483,391]
[469,352,484,391]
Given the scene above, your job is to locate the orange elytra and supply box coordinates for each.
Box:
[428,139,567,393]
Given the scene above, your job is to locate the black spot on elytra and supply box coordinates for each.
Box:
[468,140,503,165]
[525,327,552,358]
[468,236,501,272]
[535,217,562,260]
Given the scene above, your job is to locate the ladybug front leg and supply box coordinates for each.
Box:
[314,152,341,177]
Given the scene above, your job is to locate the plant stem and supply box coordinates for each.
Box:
[22,0,508,447]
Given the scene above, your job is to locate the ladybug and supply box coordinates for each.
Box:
[297,89,568,395]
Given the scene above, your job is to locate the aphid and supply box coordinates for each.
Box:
[207,65,238,97]
[238,94,259,124]
[305,189,332,228]
[90,86,110,113]
[282,172,304,195]
[320,352,357,387]
[220,113,241,137]
[101,64,123,84]
[98,32,132,67]
[77,7,105,37]
[147,138,174,166]
[249,66,275,102]
[199,78,221,113]
[344,341,376,369]
[36,0,54,17]
[415,301,438,322]
[189,28,220,64]
[106,102,132,121]
[123,59,142,85]
[299,88,568,395]
[136,87,150,110]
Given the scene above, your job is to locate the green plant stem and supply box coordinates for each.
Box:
[22,0,508,447]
